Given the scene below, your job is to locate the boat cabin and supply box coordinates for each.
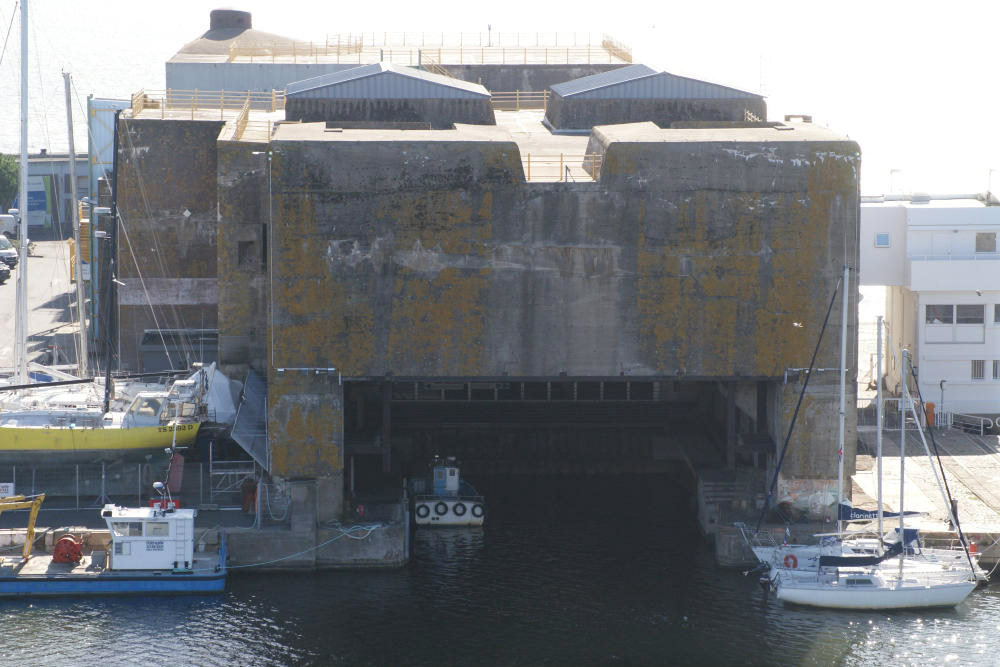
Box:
[432,456,461,497]
[101,504,196,570]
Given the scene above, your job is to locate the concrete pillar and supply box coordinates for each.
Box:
[289,480,316,533]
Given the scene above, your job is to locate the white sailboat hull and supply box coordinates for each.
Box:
[776,575,975,610]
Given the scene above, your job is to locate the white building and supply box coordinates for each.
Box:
[860,193,1000,420]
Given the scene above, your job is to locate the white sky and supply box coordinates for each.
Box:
[1,0,998,194]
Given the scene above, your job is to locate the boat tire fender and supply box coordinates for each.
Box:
[471,503,485,518]
[434,501,449,516]
[784,553,797,569]
[416,503,430,519]
[453,502,466,516]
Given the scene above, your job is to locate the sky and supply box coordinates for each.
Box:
[1,0,998,195]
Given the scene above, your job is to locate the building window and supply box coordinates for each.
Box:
[874,232,890,248]
[972,360,985,380]
[975,232,997,253]
[994,360,1000,380]
[994,304,1000,324]
[956,305,985,324]
[926,305,953,324]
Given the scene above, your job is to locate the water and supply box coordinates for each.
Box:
[1,475,998,667]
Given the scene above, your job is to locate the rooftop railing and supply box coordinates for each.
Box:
[522,153,603,182]
[130,89,286,118]
[226,33,631,65]
[490,90,550,111]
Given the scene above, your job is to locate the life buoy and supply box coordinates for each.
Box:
[783,553,798,569]
[453,502,467,516]
[434,501,449,516]
[471,504,485,518]
[415,503,430,519]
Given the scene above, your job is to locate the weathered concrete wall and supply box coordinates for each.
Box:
[442,63,628,92]
[217,140,270,379]
[545,95,767,130]
[222,123,859,481]
[166,61,359,92]
[285,98,496,129]
[116,116,225,371]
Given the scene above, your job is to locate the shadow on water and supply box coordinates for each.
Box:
[1,474,998,666]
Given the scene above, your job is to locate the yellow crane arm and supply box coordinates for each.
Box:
[0,494,46,560]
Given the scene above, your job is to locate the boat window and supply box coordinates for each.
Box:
[111,521,144,537]
[132,397,162,417]
[845,578,874,586]
[146,521,170,537]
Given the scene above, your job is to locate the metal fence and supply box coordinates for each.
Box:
[0,460,269,512]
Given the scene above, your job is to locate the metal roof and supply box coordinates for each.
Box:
[286,63,490,99]
[550,64,762,100]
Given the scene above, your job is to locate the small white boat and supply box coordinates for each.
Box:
[412,456,485,527]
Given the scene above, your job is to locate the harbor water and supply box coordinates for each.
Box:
[0,474,997,667]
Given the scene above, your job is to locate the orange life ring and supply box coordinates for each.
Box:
[783,553,798,569]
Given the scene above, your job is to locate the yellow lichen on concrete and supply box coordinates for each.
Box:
[381,190,490,255]
[388,266,487,374]
[268,373,344,477]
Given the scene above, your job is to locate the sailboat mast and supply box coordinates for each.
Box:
[899,348,908,578]
[64,72,88,378]
[14,0,29,384]
[876,315,884,545]
[836,264,849,538]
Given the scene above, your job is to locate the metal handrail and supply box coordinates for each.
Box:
[130,89,286,114]
[328,31,624,48]
[491,90,549,111]
[522,153,603,182]
[948,412,994,436]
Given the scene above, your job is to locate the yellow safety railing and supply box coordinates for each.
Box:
[491,91,549,111]
[600,35,632,63]
[328,32,627,50]
[522,154,603,182]
[385,46,624,66]
[130,89,286,119]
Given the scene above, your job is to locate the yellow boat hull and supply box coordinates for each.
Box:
[0,422,200,461]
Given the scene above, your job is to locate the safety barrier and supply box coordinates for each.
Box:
[522,153,603,182]
[490,90,550,111]
[130,89,286,118]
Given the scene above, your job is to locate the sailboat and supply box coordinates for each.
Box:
[738,270,979,609]
[767,317,979,609]
[0,0,212,462]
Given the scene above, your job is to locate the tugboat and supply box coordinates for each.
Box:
[412,456,486,527]
[0,483,226,597]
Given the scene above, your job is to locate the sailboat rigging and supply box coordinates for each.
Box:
[738,268,982,609]
[0,1,212,462]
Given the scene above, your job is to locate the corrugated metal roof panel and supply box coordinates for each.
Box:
[550,64,656,97]
[552,65,762,101]
[286,62,489,99]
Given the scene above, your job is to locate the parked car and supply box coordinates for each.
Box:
[0,260,10,284]
[0,234,17,268]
